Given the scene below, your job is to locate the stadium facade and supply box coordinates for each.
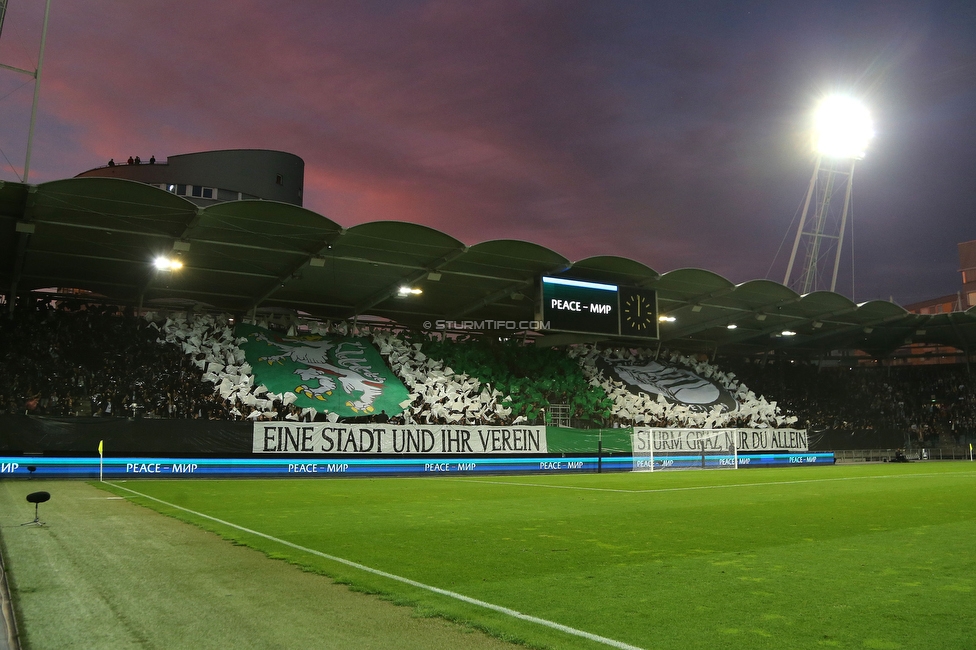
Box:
[76,149,304,207]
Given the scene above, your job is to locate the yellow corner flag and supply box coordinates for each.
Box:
[98,440,104,456]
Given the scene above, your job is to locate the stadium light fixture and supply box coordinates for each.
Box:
[781,330,797,337]
[726,324,737,330]
[658,315,676,323]
[784,94,873,296]
[813,95,873,160]
[153,256,183,271]
[398,286,422,296]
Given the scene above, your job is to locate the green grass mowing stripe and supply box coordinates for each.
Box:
[0,480,522,650]
[106,480,646,650]
[446,468,976,494]
[104,464,976,649]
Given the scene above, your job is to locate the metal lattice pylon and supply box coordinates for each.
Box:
[783,155,857,295]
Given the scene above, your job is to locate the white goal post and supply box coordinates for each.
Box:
[631,428,740,472]
[631,427,810,471]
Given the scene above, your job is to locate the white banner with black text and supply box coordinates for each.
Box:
[632,428,808,453]
[254,423,547,455]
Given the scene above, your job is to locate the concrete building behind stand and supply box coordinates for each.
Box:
[960,239,976,310]
[905,239,976,315]
[76,149,304,207]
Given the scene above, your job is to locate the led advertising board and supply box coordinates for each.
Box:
[541,276,619,334]
[540,277,658,339]
[0,453,837,478]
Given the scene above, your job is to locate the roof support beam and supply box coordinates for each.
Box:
[772,312,916,351]
[246,233,345,314]
[145,287,260,302]
[448,260,570,320]
[713,305,860,348]
[33,220,181,240]
[655,284,737,316]
[346,247,468,319]
[661,296,801,342]
[713,303,860,344]
[21,219,551,285]
[17,275,140,292]
[139,205,204,308]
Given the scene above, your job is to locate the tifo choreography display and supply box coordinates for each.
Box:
[2,302,973,482]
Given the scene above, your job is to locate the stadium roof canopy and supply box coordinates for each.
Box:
[2,177,976,358]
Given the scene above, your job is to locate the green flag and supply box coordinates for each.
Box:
[236,324,409,417]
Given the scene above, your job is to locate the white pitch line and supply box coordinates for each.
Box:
[443,479,639,494]
[448,470,976,495]
[106,482,645,650]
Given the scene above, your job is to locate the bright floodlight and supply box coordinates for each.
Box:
[154,256,183,271]
[814,95,873,159]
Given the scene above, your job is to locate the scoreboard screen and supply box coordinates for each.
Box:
[541,276,619,334]
[540,276,658,338]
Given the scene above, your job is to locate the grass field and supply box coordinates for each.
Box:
[4,463,976,649]
[0,480,516,650]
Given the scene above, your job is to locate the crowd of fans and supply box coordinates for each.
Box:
[2,301,974,446]
[730,359,976,446]
[0,301,235,420]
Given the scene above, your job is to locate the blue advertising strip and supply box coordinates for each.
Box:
[0,453,834,478]
[647,452,835,470]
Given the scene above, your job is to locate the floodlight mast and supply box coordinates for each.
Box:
[783,96,872,296]
[0,0,53,183]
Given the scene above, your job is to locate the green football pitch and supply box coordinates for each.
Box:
[4,463,976,649]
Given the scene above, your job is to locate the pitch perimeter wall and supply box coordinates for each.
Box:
[0,416,833,478]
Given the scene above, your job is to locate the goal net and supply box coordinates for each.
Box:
[631,428,739,471]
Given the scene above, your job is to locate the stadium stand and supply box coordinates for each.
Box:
[0,301,232,420]
[730,359,976,447]
[4,300,973,454]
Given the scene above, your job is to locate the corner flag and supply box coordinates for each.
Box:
[98,440,104,481]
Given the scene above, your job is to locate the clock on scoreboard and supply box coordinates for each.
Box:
[539,277,658,339]
[619,287,658,336]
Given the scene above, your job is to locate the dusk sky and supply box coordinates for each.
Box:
[1,1,974,306]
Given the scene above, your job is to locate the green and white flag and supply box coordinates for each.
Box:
[236,324,409,417]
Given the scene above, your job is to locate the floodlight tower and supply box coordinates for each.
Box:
[0,0,53,183]
[783,95,874,295]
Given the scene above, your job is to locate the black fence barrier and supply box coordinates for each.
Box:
[807,427,909,451]
[2,415,932,458]
[0,415,253,456]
